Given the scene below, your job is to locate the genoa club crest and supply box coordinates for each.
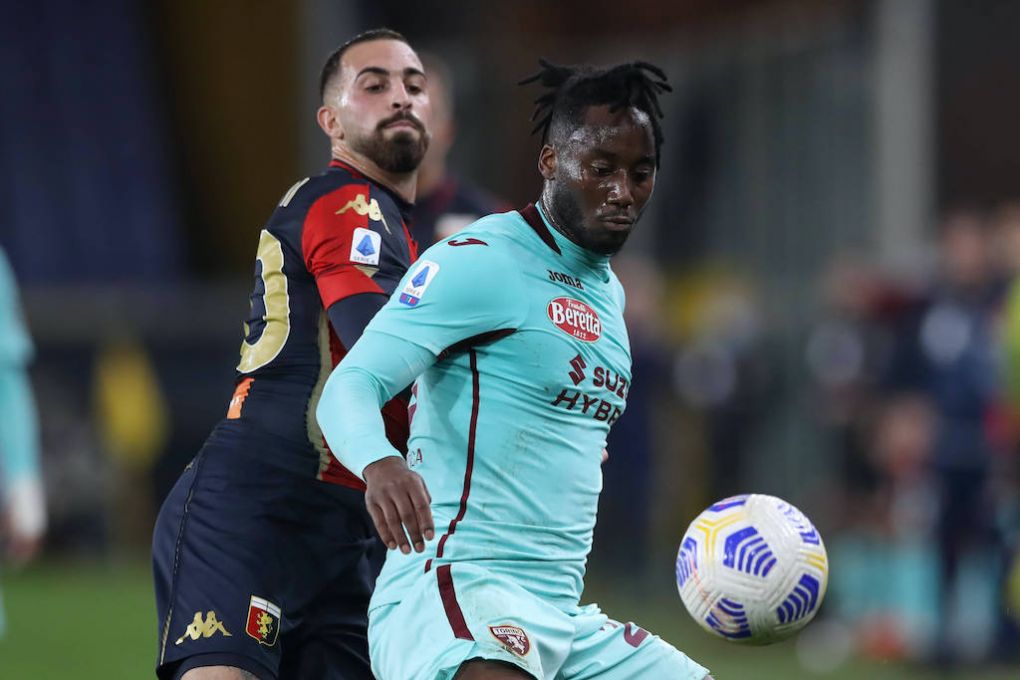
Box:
[246,596,281,646]
[489,624,530,657]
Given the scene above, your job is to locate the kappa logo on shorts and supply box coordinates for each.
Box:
[399,260,440,306]
[246,596,281,646]
[547,297,602,342]
[175,611,232,645]
[350,227,381,266]
[489,624,531,657]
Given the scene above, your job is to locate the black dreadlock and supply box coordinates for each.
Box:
[319,28,409,103]
[519,59,671,166]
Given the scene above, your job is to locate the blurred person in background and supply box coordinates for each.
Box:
[806,255,942,658]
[594,254,668,580]
[988,200,1020,659]
[151,29,430,680]
[0,246,45,637]
[409,51,508,248]
[669,269,771,503]
[882,209,1007,665]
[805,256,903,530]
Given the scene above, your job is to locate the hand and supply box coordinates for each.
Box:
[363,456,435,554]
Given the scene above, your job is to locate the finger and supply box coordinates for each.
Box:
[367,501,397,551]
[601,448,609,463]
[412,480,435,542]
[392,490,423,553]
[380,496,412,555]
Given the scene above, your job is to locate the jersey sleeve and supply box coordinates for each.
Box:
[365,232,527,356]
[0,250,33,366]
[0,251,44,535]
[316,330,434,479]
[301,183,411,308]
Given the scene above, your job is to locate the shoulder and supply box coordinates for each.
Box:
[607,268,626,309]
[434,210,530,250]
[288,170,410,263]
[273,168,376,219]
[395,215,530,312]
[416,211,528,273]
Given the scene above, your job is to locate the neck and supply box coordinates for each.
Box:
[540,186,581,245]
[332,146,417,203]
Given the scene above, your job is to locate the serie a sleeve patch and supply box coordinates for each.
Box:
[398,260,440,307]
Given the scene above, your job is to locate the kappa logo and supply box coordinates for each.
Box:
[175,611,232,645]
[350,227,381,266]
[547,297,602,342]
[489,624,531,657]
[335,193,383,221]
[399,260,440,306]
[246,596,281,646]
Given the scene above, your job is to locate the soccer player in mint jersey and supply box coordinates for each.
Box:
[318,61,713,680]
[152,29,430,680]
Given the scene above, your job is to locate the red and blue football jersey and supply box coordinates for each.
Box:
[227,160,417,490]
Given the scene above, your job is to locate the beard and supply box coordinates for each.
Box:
[349,124,428,174]
[545,182,631,256]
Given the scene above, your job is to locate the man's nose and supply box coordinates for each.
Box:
[391,83,413,110]
[606,172,634,206]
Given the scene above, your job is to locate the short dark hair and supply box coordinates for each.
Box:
[319,28,409,102]
[519,59,671,165]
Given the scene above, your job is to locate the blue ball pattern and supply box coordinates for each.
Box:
[722,526,777,578]
[707,494,749,512]
[675,536,698,588]
[705,597,752,639]
[776,573,821,624]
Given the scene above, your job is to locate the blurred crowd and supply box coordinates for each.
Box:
[805,204,1020,666]
[609,203,1020,668]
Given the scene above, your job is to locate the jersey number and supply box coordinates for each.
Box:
[237,230,291,373]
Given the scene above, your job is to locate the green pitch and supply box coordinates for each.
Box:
[0,560,1016,679]
[1,560,155,678]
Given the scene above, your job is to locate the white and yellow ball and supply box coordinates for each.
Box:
[676,494,829,644]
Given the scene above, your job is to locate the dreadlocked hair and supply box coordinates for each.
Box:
[519,59,671,165]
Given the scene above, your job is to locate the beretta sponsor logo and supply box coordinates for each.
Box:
[547,297,601,342]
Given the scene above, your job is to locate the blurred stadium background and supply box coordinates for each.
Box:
[2,0,1020,678]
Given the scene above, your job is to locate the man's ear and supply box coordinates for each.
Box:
[538,144,557,181]
[316,106,343,139]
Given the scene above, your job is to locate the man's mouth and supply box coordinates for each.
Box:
[380,116,422,133]
[599,215,635,227]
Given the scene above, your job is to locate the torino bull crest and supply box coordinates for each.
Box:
[676,494,829,644]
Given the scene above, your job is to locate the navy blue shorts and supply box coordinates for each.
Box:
[152,425,383,680]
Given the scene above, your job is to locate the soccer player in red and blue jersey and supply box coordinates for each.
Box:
[152,29,431,680]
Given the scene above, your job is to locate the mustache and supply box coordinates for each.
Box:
[377,112,425,133]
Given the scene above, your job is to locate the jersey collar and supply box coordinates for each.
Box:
[519,202,611,280]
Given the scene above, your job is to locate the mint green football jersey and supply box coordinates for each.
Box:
[323,204,632,613]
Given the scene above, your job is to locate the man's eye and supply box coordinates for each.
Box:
[407,84,423,95]
[592,165,612,176]
[365,83,384,92]
[633,170,652,182]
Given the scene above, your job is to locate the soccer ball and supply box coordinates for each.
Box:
[676,494,828,644]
